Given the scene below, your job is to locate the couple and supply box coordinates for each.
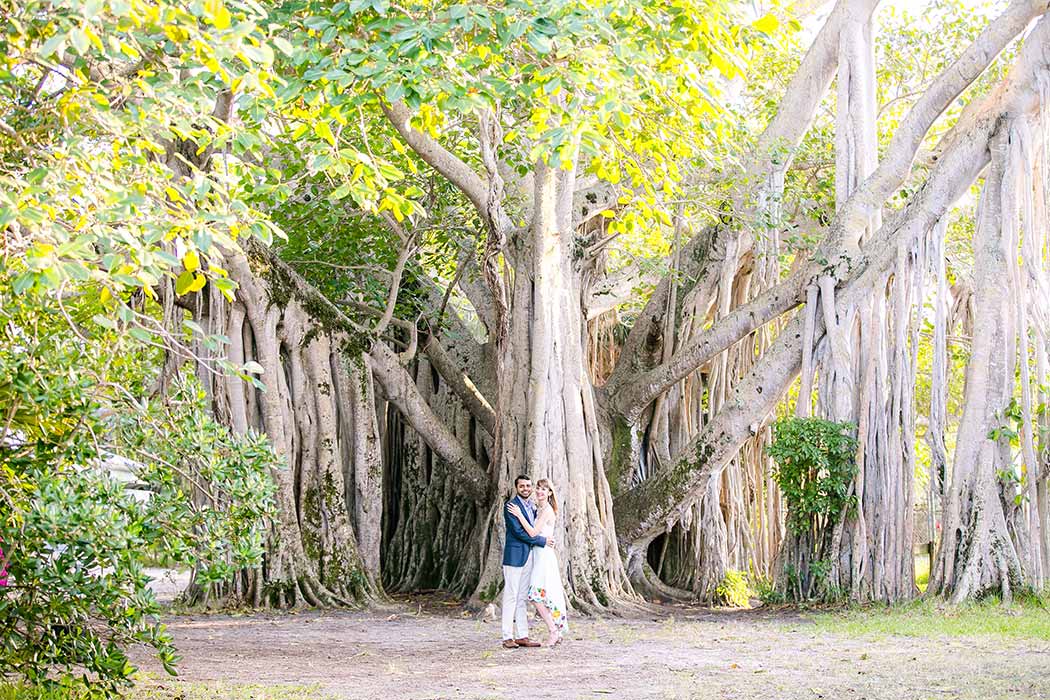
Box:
[500,475,568,649]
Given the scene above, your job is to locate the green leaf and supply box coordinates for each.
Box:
[38,31,67,58]
[314,120,336,146]
[753,13,779,35]
[128,326,153,343]
[212,277,237,301]
[384,82,405,103]
[175,270,194,295]
[527,31,553,54]
[273,36,295,56]
[91,313,118,330]
[12,273,35,295]
[69,28,90,55]
[329,183,352,202]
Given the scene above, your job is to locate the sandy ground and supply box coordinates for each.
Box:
[130,595,1050,700]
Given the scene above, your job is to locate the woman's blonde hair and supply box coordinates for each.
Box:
[536,478,558,514]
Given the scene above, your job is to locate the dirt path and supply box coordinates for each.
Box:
[132,598,1050,700]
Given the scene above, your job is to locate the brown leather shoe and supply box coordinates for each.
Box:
[514,637,541,648]
[502,639,519,649]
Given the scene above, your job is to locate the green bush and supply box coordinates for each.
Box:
[750,575,785,605]
[0,284,279,694]
[767,417,857,601]
[767,417,858,534]
[714,570,751,608]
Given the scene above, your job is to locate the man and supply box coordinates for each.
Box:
[501,475,553,649]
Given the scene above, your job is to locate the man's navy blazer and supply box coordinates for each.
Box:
[503,494,547,567]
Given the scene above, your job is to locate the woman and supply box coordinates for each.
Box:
[506,478,567,646]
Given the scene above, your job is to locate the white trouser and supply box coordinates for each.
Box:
[501,551,534,640]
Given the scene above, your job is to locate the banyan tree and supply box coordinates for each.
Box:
[151,0,1050,607]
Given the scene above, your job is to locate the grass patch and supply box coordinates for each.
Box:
[0,684,91,700]
[0,681,335,700]
[809,595,1050,640]
[914,554,930,592]
[132,681,335,699]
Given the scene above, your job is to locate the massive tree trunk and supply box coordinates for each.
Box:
[378,103,638,609]
[799,0,917,601]
[599,0,864,599]
[613,7,1050,599]
[639,250,786,602]
[928,131,1026,602]
[927,15,1050,602]
[157,90,382,608]
[181,248,382,607]
[381,345,492,596]
[468,159,634,611]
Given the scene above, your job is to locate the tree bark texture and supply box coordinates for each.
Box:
[183,248,381,607]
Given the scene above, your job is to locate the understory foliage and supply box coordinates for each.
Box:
[768,418,859,534]
[768,418,858,601]
[714,570,751,608]
[0,281,278,693]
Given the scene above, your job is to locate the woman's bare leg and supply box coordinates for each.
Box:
[533,602,560,646]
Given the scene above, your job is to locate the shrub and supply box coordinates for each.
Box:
[0,284,279,694]
[767,417,858,601]
[767,417,858,535]
[750,575,785,605]
[714,570,751,608]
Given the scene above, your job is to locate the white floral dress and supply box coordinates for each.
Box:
[527,518,568,632]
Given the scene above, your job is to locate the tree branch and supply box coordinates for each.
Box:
[457,261,498,333]
[608,0,1049,419]
[613,12,1050,545]
[422,334,497,435]
[834,0,1050,241]
[374,229,416,338]
[585,262,662,320]
[604,0,857,393]
[369,342,490,504]
[242,240,491,503]
[382,100,510,232]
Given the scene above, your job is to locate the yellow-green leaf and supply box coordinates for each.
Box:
[314,120,336,146]
[753,13,779,35]
[188,273,207,293]
[175,270,194,295]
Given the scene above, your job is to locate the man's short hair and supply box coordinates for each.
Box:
[514,474,531,487]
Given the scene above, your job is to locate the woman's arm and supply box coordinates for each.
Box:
[506,503,541,537]
[505,506,547,548]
